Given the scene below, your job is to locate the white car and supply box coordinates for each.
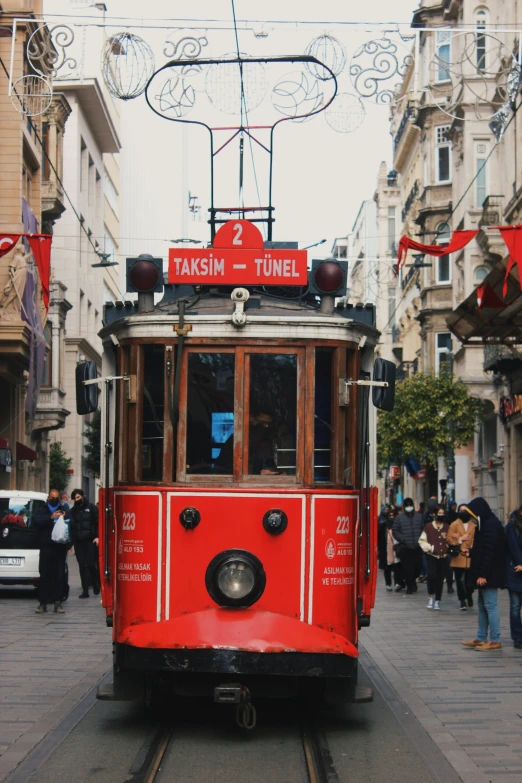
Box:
[0,490,48,587]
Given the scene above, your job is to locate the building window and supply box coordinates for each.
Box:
[474,265,488,283]
[436,222,451,283]
[476,9,487,69]
[388,206,396,255]
[80,139,87,192]
[103,226,118,266]
[436,332,452,374]
[104,173,119,216]
[435,126,451,183]
[41,122,50,180]
[435,30,451,82]
[22,165,32,202]
[388,287,396,328]
[41,323,52,387]
[476,142,488,207]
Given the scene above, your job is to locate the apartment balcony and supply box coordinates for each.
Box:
[479,195,504,228]
[395,359,418,380]
[483,343,522,375]
[33,387,70,432]
[41,180,66,227]
[393,102,420,173]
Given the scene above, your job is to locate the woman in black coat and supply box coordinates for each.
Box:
[505,508,522,649]
[461,498,506,651]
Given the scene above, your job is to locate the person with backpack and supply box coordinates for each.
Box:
[392,498,423,594]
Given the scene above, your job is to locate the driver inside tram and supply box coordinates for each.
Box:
[212,411,282,475]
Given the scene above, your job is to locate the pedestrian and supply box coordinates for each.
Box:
[418,497,438,585]
[419,505,449,610]
[505,506,522,649]
[33,488,69,614]
[378,507,404,592]
[69,488,100,599]
[447,504,476,611]
[392,497,423,595]
[460,498,506,651]
[447,502,458,523]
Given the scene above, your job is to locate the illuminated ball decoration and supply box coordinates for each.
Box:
[102,33,155,100]
[272,71,323,118]
[325,92,365,133]
[305,34,347,81]
[205,53,267,115]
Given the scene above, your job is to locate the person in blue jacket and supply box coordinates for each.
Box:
[506,506,522,649]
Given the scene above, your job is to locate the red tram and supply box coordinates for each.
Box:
[76,220,395,709]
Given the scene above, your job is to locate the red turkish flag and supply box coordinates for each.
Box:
[27,234,52,310]
[476,283,505,310]
[498,225,522,298]
[397,230,479,271]
[0,234,21,259]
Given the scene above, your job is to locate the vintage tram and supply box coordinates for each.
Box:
[76,220,394,710]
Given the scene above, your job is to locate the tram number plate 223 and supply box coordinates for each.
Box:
[122,512,136,530]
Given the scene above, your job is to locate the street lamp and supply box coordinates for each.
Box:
[302,239,327,250]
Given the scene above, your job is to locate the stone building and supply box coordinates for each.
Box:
[0,1,71,491]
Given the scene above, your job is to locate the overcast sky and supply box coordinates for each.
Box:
[47,0,420,258]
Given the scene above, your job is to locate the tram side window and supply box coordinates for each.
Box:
[248,354,297,476]
[142,346,165,481]
[314,348,333,482]
[186,353,235,475]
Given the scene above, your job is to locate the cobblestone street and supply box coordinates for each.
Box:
[362,580,522,783]
[0,559,111,782]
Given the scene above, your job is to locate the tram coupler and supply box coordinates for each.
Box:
[214,683,242,704]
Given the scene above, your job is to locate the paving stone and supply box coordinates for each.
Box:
[361,583,522,783]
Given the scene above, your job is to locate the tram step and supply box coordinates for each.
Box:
[96,684,115,701]
[352,685,373,704]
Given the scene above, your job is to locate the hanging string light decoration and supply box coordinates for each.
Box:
[205,53,267,115]
[325,92,365,133]
[271,71,324,118]
[101,33,155,100]
[10,74,53,117]
[350,35,414,105]
[305,34,347,81]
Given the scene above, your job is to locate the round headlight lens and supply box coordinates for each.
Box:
[206,549,266,608]
[217,560,255,600]
[2,527,8,538]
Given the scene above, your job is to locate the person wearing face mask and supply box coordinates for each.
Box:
[460,498,506,651]
[33,488,70,614]
[505,506,522,649]
[69,488,100,599]
[392,498,423,594]
[447,504,476,610]
[419,506,449,610]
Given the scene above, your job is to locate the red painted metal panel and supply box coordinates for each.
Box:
[309,496,358,642]
[166,493,305,622]
[118,607,359,658]
[113,492,162,637]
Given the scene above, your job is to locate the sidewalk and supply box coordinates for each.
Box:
[0,558,112,782]
[361,579,522,783]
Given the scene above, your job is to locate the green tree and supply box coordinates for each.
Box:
[377,371,483,468]
[83,408,101,477]
[49,442,72,492]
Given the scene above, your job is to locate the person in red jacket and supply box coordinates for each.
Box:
[419,506,449,611]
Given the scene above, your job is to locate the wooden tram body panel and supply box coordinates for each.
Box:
[97,294,380,695]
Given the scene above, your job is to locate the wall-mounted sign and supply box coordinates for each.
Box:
[168,220,308,286]
[499,394,522,423]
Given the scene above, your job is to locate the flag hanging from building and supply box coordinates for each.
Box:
[496,225,522,297]
[27,235,52,310]
[396,230,479,272]
[0,234,22,259]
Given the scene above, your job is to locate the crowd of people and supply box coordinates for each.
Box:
[34,487,100,614]
[378,496,522,651]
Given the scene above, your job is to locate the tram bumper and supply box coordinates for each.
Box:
[116,608,358,679]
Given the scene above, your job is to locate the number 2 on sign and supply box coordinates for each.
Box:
[336,515,349,534]
[122,512,136,530]
[232,223,243,245]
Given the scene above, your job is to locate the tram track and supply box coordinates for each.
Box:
[136,717,338,783]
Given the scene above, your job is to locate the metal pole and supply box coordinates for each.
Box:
[446,352,456,509]
[104,379,112,581]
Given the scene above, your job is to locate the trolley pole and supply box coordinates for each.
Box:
[446,352,455,509]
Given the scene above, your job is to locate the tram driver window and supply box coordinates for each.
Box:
[248,354,297,476]
[186,353,235,475]
[142,345,165,482]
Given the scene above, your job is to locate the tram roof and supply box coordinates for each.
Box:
[101,290,379,344]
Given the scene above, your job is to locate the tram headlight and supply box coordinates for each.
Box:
[205,550,266,608]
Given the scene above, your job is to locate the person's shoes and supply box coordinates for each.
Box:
[405,589,413,595]
[93,586,100,596]
[467,597,474,608]
[427,597,434,609]
[514,641,522,649]
[434,600,441,610]
[476,641,502,651]
[447,586,454,594]
[386,585,393,591]
[79,592,89,599]
[460,601,467,611]
[412,584,418,592]
[461,639,484,648]
[35,603,47,614]
[416,576,424,583]
[394,585,404,593]
[53,602,65,614]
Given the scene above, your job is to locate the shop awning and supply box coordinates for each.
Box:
[447,254,522,344]
[0,438,9,449]
[16,442,38,461]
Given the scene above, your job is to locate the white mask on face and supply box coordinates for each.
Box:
[405,506,414,513]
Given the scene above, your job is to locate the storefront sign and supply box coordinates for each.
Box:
[499,394,522,423]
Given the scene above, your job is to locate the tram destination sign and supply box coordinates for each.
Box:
[168,220,308,286]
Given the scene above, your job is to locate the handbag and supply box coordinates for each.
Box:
[51,515,70,544]
[446,541,461,557]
